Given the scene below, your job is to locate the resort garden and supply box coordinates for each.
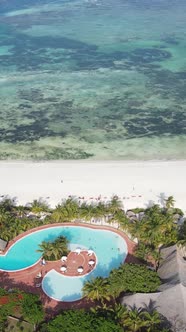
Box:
[0,195,185,331]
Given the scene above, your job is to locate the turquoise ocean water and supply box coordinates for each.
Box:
[0,0,186,160]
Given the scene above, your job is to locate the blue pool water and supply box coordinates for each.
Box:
[0,225,128,301]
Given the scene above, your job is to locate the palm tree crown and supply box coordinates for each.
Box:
[37,235,69,260]
[82,277,110,304]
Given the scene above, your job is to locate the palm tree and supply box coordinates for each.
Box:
[14,218,28,231]
[51,204,66,223]
[91,303,129,325]
[37,241,54,260]
[123,306,146,332]
[145,204,162,216]
[165,196,175,210]
[128,219,143,241]
[0,197,16,212]
[113,210,130,231]
[159,214,177,247]
[160,213,175,232]
[49,244,61,260]
[0,210,10,227]
[82,277,110,304]
[149,249,162,271]
[54,235,69,256]
[0,216,27,240]
[62,198,80,220]
[135,205,176,248]
[92,202,107,224]
[16,205,27,218]
[135,243,152,262]
[140,310,161,332]
[110,303,129,323]
[107,196,123,214]
[90,301,109,314]
[29,199,49,214]
[79,202,94,222]
[140,224,163,248]
[37,236,69,260]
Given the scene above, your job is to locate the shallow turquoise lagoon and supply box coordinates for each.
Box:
[0,0,186,160]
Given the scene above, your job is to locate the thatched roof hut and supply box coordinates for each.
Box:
[121,245,186,331]
[126,210,136,218]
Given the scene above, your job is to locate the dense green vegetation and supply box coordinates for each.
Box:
[40,309,123,332]
[0,195,184,331]
[0,287,171,332]
[21,293,45,329]
[82,264,160,304]
[40,306,171,332]
[0,195,182,246]
[109,263,161,295]
[0,289,44,331]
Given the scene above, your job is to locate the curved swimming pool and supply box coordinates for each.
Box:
[0,225,128,301]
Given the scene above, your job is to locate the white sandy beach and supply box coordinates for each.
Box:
[0,160,185,213]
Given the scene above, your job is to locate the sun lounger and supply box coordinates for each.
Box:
[87,249,94,256]
[35,272,42,278]
[75,248,81,255]
[61,256,67,262]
